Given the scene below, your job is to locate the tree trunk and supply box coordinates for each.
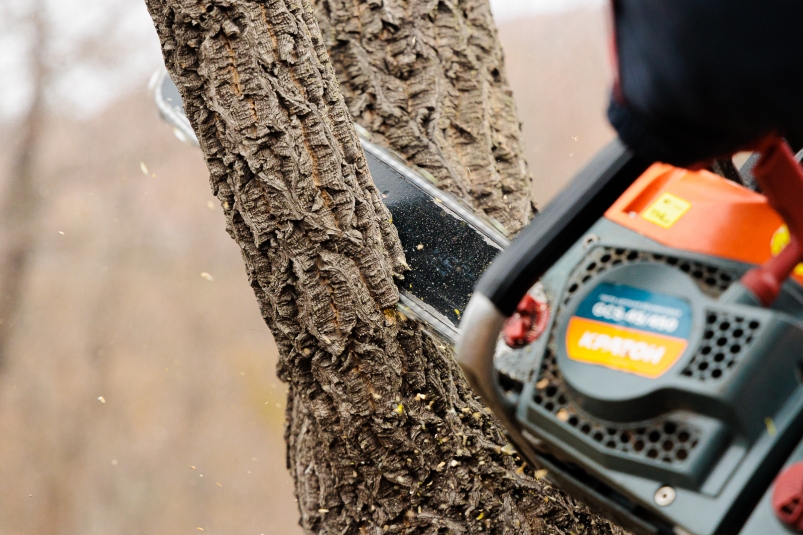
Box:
[0,0,48,366]
[145,1,623,533]
[313,0,535,234]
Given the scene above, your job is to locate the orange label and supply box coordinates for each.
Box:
[566,317,688,379]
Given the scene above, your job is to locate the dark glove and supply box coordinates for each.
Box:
[608,0,803,167]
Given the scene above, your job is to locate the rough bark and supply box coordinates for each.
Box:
[313,0,535,234]
[145,1,623,534]
[0,0,48,366]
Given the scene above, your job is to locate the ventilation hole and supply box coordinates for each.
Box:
[720,321,731,331]
[676,449,688,461]
[714,352,725,362]
[525,247,708,466]
[698,362,709,371]
[705,277,717,286]
[498,373,523,394]
[716,337,728,347]
[701,346,712,355]
[704,330,714,340]
[662,440,674,451]
[692,270,703,279]
[678,431,690,443]
[733,328,744,338]
[749,320,760,329]
[712,369,722,378]
[731,344,741,354]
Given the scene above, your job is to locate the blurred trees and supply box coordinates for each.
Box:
[0,0,48,364]
[0,0,161,363]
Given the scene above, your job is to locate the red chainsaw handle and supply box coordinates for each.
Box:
[740,137,803,305]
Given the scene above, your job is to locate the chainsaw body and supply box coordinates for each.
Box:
[460,141,803,535]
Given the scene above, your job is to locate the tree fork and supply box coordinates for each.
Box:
[145,0,623,533]
[313,0,536,234]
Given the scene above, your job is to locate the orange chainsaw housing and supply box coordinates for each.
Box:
[604,163,803,286]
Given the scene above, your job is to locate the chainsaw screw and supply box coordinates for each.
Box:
[654,486,676,506]
[582,234,599,249]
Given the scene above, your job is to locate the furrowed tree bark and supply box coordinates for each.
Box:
[145,1,623,534]
[313,0,535,234]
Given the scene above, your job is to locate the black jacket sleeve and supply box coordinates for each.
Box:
[608,0,803,166]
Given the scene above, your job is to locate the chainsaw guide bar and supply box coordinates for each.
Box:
[151,69,507,343]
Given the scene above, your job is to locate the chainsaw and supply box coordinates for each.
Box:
[150,69,507,343]
[152,68,803,534]
[457,135,803,535]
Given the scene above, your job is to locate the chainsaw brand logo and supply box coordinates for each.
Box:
[576,331,666,364]
[565,283,691,378]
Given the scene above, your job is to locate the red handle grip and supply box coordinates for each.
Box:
[740,137,803,305]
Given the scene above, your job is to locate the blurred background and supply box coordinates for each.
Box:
[0,0,613,532]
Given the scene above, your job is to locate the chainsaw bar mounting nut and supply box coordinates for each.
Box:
[654,486,676,507]
[502,293,550,347]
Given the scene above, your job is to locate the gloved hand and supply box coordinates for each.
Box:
[608,0,803,167]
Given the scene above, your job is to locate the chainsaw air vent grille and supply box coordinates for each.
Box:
[561,247,735,306]
[680,312,761,381]
[533,348,702,465]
